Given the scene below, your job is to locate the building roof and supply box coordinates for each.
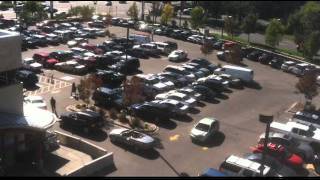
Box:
[0,104,56,130]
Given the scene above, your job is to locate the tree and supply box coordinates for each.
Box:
[296,70,318,109]
[171,20,177,27]
[304,31,320,61]
[241,13,258,43]
[77,74,102,105]
[160,3,174,25]
[224,16,238,39]
[183,20,189,29]
[200,40,213,58]
[287,2,320,61]
[68,6,81,18]
[265,19,285,48]
[190,6,206,31]
[150,1,162,24]
[78,5,95,20]
[127,2,139,21]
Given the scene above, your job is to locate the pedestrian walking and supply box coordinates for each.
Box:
[51,74,54,84]
[50,97,57,115]
[71,82,76,97]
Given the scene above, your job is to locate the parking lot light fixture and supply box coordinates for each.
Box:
[259,114,273,176]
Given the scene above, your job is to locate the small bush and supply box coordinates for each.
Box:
[109,108,118,119]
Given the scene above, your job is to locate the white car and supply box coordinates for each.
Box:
[155,92,197,107]
[23,58,43,72]
[190,117,220,142]
[24,96,47,110]
[168,50,188,62]
[270,121,320,145]
[152,99,189,116]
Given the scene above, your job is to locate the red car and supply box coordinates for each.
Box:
[251,143,304,168]
[79,43,96,51]
[33,52,59,68]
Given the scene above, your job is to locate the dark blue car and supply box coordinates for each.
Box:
[200,168,227,177]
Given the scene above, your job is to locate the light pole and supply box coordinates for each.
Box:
[259,114,273,176]
[141,1,145,21]
[50,1,54,19]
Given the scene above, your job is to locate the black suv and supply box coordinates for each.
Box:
[130,103,171,122]
[92,87,123,107]
[60,110,105,133]
[16,70,39,87]
[95,69,126,86]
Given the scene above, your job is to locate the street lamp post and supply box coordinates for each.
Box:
[259,114,273,176]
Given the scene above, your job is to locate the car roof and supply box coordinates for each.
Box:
[199,117,216,125]
[25,96,43,101]
[201,168,226,177]
[225,155,270,175]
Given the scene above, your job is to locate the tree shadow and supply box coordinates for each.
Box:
[125,69,143,76]
[111,140,160,160]
[172,114,193,122]
[215,93,229,100]
[188,107,201,114]
[245,81,262,90]
[59,124,108,142]
[191,131,225,148]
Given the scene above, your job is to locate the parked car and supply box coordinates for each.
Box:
[60,110,105,133]
[155,92,197,107]
[67,37,88,48]
[251,143,304,168]
[218,74,243,89]
[130,103,172,122]
[281,61,297,72]
[289,63,315,76]
[194,78,225,93]
[152,99,189,116]
[45,33,61,45]
[24,96,47,110]
[199,168,227,177]
[16,70,39,87]
[172,87,202,100]
[109,128,155,150]
[247,50,262,61]
[191,84,217,100]
[291,110,320,129]
[258,53,273,64]
[88,20,105,28]
[54,60,88,75]
[22,58,43,72]
[168,50,188,62]
[49,50,74,62]
[152,42,172,55]
[269,58,284,69]
[215,65,254,84]
[164,41,178,51]
[219,155,280,177]
[95,69,126,86]
[163,65,196,81]
[126,47,148,58]
[190,117,220,142]
[258,132,315,163]
[244,153,298,177]
[92,87,123,107]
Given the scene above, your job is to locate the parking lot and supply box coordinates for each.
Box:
[19,22,320,176]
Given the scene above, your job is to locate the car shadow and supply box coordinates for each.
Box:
[111,141,160,160]
[204,98,220,104]
[156,119,177,130]
[153,136,165,150]
[230,85,245,90]
[24,84,40,91]
[94,164,118,176]
[215,93,229,100]
[189,107,201,114]
[125,69,143,76]
[59,124,108,142]
[197,101,206,107]
[295,167,311,177]
[224,88,233,94]
[246,81,262,90]
[191,131,225,148]
[172,114,193,122]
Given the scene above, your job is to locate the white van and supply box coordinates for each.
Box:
[221,65,254,83]
[129,34,151,44]
[152,42,171,55]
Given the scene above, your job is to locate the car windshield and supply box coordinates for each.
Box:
[31,100,43,103]
[195,123,210,132]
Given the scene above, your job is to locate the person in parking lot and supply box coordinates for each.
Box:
[71,82,76,97]
[50,97,57,116]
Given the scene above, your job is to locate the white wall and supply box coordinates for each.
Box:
[0,83,23,115]
[0,30,22,72]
